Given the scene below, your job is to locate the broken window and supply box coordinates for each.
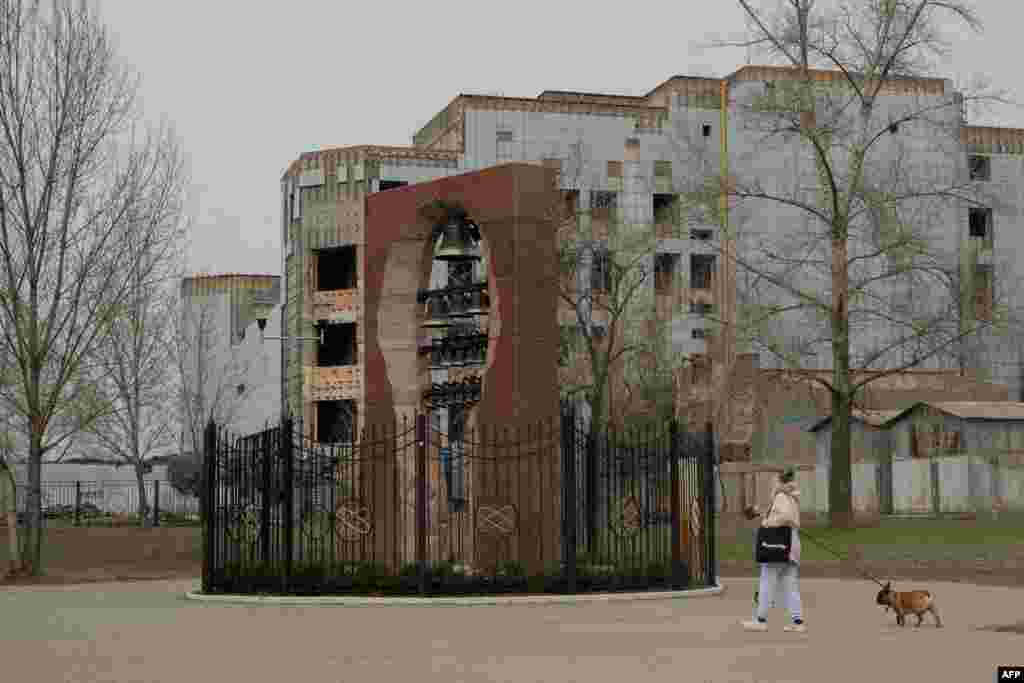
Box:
[317,400,357,443]
[689,302,713,316]
[654,253,679,293]
[563,189,580,219]
[702,124,712,138]
[691,228,713,241]
[496,130,515,163]
[690,254,715,290]
[968,207,992,240]
[653,193,678,223]
[590,246,612,293]
[378,180,408,191]
[318,323,357,367]
[590,191,617,219]
[692,328,706,339]
[317,245,357,290]
[968,155,991,181]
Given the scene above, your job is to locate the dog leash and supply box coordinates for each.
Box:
[798,527,888,588]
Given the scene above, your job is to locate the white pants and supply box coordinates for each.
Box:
[755,562,802,622]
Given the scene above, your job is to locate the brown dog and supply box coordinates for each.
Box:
[876,582,943,628]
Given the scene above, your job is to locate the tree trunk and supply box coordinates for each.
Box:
[24,425,44,575]
[136,465,151,528]
[586,384,607,556]
[193,427,206,523]
[830,235,855,529]
[2,467,20,575]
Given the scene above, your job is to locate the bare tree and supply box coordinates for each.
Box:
[683,0,1017,527]
[82,177,188,526]
[0,0,192,572]
[553,141,690,437]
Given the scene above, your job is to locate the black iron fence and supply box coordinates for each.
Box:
[14,481,200,526]
[202,404,716,596]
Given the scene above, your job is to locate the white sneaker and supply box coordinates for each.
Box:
[742,620,768,632]
[783,623,807,633]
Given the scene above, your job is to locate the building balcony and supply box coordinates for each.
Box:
[313,288,360,323]
[306,365,362,402]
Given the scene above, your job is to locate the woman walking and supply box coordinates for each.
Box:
[741,467,806,633]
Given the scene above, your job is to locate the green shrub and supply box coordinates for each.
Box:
[496,560,526,577]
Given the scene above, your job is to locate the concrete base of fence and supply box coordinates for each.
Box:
[183,583,726,607]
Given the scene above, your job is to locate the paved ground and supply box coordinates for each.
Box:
[0,576,1019,682]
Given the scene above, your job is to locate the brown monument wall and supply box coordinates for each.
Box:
[362,163,561,573]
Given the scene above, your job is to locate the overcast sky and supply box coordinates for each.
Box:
[94,0,1023,278]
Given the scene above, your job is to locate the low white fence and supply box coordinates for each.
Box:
[720,454,1024,517]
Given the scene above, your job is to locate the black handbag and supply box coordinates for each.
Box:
[754,498,792,563]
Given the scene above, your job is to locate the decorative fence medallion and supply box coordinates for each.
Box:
[476,502,516,536]
[334,500,372,542]
[227,503,260,550]
[612,496,643,537]
[301,509,333,546]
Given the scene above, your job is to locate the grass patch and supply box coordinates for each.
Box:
[718,515,1024,562]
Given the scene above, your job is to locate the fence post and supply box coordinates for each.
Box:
[282,417,295,590]
[585,428,597,556]
[153,480,160,527]
[416,413,428,596]
[929,456,941,517]
[202,420,218,594]
[74,481,81,527]
[669,420,683,589]
[261,428,272,567]
[561,403,577,593]
[704,422,717,588]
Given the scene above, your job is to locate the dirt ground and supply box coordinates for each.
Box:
[0,525,201,586]
[0,576,1020,683]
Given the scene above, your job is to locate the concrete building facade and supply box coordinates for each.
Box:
[178,274,281,442]
[279,64,1024,454]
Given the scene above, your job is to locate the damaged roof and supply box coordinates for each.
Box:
[807,401,1024,432]
[806,408,904,433]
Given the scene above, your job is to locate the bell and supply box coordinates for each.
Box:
[434,219,481,262]
[450,339,468,367]
[465,289,489,316]
[447,289,469,318]
[441,341,459,367]
[422,297,452,328]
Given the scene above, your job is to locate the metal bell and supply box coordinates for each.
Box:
[465,289,489,316]
[450,338,468,367]
[434,218,481,262]
[441,341,459,367]
[447,289,469,318]
[422,297,452,328]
